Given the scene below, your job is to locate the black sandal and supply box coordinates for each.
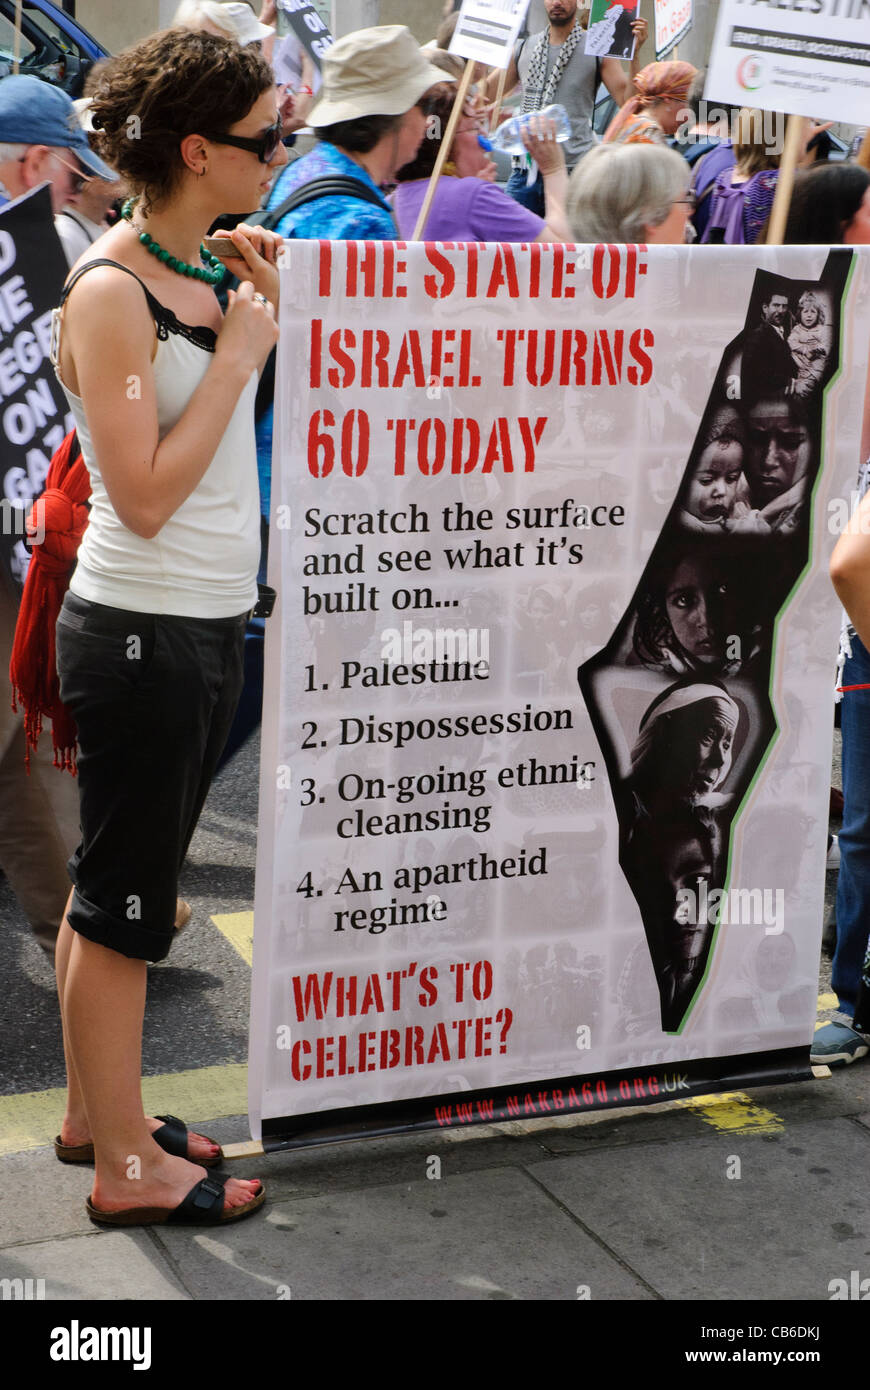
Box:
[86,1173,265,1227]
[55,1114,223,1167]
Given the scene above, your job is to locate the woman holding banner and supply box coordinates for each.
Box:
[49,28,285,1226]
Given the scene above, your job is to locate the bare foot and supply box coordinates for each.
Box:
[59,1115,220,1163]
[90,1150,260,1215]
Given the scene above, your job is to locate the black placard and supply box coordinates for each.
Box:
[276,0,334,72]
[0,185,71,597]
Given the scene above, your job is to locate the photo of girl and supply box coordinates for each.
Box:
[788,290,832,398]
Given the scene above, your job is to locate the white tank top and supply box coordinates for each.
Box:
[53,259,260,619]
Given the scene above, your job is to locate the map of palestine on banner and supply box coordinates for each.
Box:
[248,243,870,1149]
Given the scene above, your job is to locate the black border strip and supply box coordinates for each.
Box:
[730,24,870,67]
[261,1046,812,1151]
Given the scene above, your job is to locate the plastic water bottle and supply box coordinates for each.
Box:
[490,104,572,156]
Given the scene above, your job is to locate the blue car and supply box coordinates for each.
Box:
[0,0,107,96]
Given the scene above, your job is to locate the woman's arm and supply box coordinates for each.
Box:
[831,487,870,649]
[65,270,278,540]
[522,122,570,242]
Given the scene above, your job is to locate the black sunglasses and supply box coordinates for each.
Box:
[202,120,284,164]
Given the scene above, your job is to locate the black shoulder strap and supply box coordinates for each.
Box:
[60,257,158,311]
[249,175,395,233]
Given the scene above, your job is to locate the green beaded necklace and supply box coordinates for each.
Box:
[121,198,225,286]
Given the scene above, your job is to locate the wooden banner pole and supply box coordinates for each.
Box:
[13,0,22,73]
[765,113,804,246]
[857,128,870,171]
[489,66,509,134]
[412,60,475,242]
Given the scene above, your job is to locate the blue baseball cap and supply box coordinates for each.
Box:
[0,75,116,180]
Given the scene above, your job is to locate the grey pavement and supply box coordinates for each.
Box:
[3,1070,870,1302]
[2,729,867,1306]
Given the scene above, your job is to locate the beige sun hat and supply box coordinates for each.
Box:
[307,25,450,128]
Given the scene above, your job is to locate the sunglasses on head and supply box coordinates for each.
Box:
[202,120,284,164]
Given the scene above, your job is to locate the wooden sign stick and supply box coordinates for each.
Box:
[13,0,22,73]
[857,128,870,171]
[412,59,475,242]
[490,65,509,134]
[765,112,804,246]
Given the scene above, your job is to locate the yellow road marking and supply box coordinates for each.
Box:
[674,1090,784,1134]
[210,911,254,966]
[818,992,838,1011]
[0,1064,247,1157]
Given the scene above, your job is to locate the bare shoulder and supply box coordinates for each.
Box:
[64,257,151,323]
[60,256,156,396]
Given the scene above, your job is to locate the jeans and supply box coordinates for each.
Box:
[834,631,870,1014]
[505,167,546,218]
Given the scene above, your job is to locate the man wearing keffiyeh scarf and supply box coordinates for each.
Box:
[484,0,647,217]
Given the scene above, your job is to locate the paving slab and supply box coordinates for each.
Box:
[528,1118,870,1301]
[0,1145,96,1245]
[152,1165,655,1300]
[0,1230,189,1301]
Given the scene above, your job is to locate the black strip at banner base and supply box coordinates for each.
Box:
[261,1045,814,1152]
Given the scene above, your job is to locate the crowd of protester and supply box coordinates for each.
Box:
[1,0,870,1232]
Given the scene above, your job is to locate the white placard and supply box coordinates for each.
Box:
[706,0,870,126]
[654,0,692,61]
[448,0,532,69]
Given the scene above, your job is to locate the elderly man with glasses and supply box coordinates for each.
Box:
[0,75,116,216]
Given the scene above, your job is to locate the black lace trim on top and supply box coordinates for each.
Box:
[60,257,218,354]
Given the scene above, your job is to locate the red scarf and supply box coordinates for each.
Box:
[9,429,90,773]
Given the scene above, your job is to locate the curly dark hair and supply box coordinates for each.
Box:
[87,28,274,212]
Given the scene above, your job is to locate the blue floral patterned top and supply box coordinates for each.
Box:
[255,143,397,516]
[264,140,397,240]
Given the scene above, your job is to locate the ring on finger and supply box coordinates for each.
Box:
[253,293,269,308]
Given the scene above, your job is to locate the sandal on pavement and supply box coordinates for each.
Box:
[55,1114,223,1167]
[86,1173,265,1227]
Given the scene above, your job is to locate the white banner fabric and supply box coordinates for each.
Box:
[248,242,869,1143]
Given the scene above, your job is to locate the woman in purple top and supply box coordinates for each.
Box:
[392,86,571,242]
[700,108,780,245]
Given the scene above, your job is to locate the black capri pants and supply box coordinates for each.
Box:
[56,591,247,962]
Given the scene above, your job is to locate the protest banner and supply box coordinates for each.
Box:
[275,0,333,73]
[653,0,692,61]
[0,186,72,596]
[248,241,870,1150]
[585,0,641,61]
[706,0,870,127]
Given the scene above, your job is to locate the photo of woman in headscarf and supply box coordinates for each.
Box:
[621,679,744,1029]
[788,291,831,398]
[625,679,741,828]
[630,547,763,677]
